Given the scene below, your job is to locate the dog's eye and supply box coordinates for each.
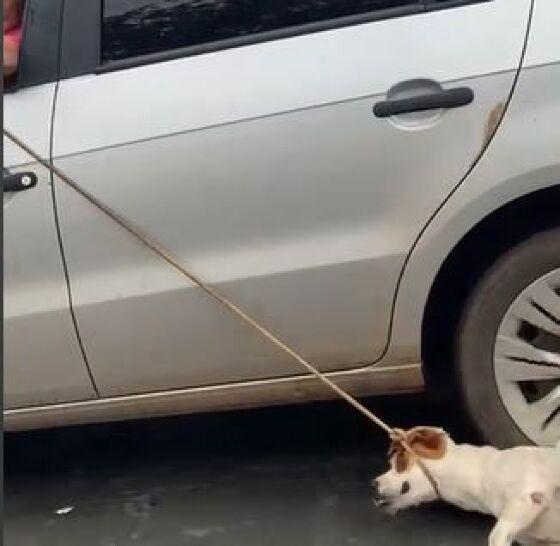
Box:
[401,481,410,495]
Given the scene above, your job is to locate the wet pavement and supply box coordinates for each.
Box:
[5,394,493,545]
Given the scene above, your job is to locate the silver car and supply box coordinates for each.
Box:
[4,0,559,447]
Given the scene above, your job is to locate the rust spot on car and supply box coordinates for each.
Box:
[482,101,505,153]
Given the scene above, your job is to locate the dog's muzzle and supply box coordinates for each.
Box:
[371,479,392,509]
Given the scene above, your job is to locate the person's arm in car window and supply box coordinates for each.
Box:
[3,0,23,79]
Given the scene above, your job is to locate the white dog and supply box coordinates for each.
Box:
[372,427,560,546]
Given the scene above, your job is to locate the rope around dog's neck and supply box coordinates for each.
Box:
[3,128,441,499]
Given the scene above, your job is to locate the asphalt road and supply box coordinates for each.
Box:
[5,394,494,546]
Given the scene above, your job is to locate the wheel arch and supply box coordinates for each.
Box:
[420,183,560,391]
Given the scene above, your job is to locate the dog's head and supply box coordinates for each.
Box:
[371,427,450,514]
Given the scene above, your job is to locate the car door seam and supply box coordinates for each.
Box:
[49,2,100,398]
[380,0,536,362]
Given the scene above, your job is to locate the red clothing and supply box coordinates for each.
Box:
[4,25,22,47]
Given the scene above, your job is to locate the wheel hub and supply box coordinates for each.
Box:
[493,269,560,446]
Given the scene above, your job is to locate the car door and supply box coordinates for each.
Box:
[4,0,97,409]
[51,0,531,397]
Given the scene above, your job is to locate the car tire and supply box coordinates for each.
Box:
[456,226,560,448]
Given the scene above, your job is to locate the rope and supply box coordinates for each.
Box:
[3,128,441,498]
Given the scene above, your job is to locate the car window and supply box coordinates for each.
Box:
[102,0,422,63]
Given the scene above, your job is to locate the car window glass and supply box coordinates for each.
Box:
[102,0,421,63]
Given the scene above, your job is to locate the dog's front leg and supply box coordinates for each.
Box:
[489,495,548,546]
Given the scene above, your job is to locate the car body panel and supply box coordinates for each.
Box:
[4,83,55,167]
[6,0,559,434]
[384,0,560,365]
[3,159,97,408]
[4,81,97,409]
[51,0,530,396]
[3,363,423,431]
[55,2,527,156]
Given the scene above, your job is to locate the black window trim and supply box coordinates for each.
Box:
[60,0,102,80]
[61,0,490,80]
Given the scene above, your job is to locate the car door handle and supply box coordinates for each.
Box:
[3,171,38,192]
[373,87,474,118]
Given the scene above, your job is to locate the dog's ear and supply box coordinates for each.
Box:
[406,427,447,460]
